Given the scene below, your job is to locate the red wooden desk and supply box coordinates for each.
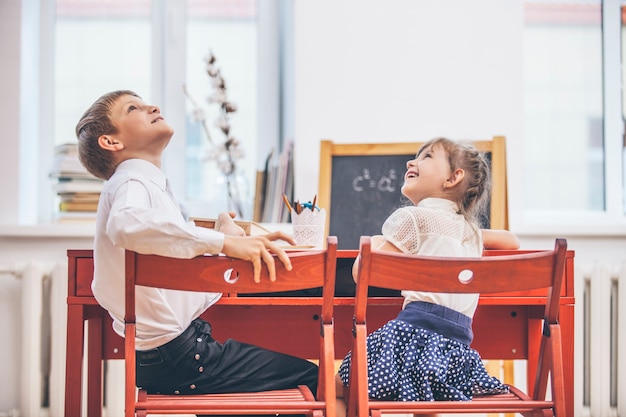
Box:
[65,249,575,417]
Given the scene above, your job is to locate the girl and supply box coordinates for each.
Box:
[336,137,512,416]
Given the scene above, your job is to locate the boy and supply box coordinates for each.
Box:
[76,90,318,399]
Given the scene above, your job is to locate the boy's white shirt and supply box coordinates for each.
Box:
[92,158,223,350]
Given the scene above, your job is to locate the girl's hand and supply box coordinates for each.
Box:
[481,229,520,250]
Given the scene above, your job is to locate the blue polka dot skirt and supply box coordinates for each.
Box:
[338,319,509,401]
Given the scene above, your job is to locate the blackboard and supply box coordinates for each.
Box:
[318,138,507,250]
[328,154,411,249]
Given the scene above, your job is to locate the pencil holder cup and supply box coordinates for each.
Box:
[291,208,327,249]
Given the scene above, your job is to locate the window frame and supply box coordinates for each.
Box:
[510,0,626,236]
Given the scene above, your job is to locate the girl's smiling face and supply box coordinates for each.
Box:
[401,143,454,205]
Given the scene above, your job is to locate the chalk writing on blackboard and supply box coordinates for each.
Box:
[352,168,399,193]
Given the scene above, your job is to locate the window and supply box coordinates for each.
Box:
[183,1,258,218]
[55,1,152,147]
[523,1,603,212]
[47,0,269,222]
[521,0,626,233]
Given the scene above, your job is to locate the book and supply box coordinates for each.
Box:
[59,201,99,212]
[256,143,295,223]
[55,211,97,222]
[57,192,101,203]
[54,179,104,194]
[252,170,265,222]
[49,143,97,179]
[190,217,271,236]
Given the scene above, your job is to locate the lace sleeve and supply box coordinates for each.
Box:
[381,207,424,254]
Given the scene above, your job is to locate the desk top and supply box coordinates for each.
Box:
[66,249,575,306]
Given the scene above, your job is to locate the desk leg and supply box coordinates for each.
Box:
[527,315,541,394]
[87,310,104,417]
[560,305,575,417]
[65,304,85,417]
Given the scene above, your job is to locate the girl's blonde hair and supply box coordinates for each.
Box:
[417,137,492,227]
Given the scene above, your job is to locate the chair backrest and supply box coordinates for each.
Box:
[354,236,567,326]
[318,136,508,249]
[348,236,568,417]
[125,236,337,321]
[123,236,338,414]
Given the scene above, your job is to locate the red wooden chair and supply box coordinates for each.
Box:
[345,236,568,417]
[124,236,338,417]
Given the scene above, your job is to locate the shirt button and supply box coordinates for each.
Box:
[194,354,200,360]
[190,384,197,390]
[196,337,202,342]
[198,366,204,373]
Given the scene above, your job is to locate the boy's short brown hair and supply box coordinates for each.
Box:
[75,90,140,180]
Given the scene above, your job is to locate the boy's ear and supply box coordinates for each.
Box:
[98,135,125,151]
[445,168,465,188]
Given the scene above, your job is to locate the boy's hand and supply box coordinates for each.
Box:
[216,211,246,236]
[221,231,296,283]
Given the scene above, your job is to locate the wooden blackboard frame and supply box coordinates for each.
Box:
[318,136,508,249]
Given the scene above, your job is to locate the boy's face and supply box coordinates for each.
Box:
[103,94,174,161]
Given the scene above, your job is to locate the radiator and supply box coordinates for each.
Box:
[577,261,626,417]
[0,261,67,417]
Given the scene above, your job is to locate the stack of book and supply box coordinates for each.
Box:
[254,141,294,223]
[50,143,104,222]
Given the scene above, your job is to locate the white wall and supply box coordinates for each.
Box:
[293,0,525,226]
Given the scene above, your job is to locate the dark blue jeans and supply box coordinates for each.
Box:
[135,317,318,416]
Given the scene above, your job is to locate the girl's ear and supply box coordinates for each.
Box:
[98,135,125,151]
[445,168,465,188]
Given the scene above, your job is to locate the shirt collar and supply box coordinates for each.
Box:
[417,197,459,213]
[115,159,167,192]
